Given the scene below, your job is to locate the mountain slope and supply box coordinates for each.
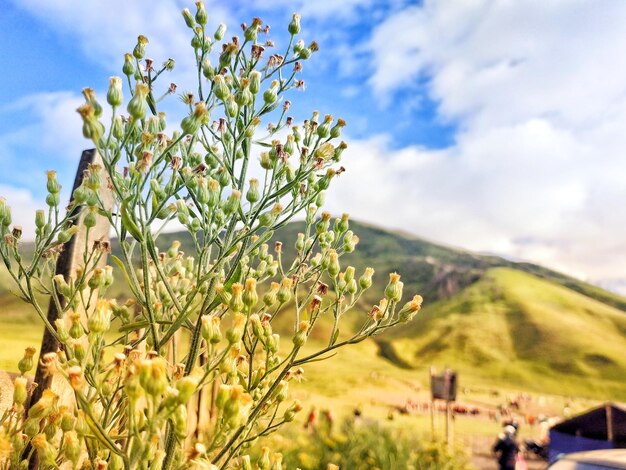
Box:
[384,267,626,399]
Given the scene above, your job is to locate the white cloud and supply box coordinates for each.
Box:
[0,185,41,239]
[334,0,626,290]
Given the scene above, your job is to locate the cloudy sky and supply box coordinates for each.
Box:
[2,0,626,293]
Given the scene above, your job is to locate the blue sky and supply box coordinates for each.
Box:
[2,0,626,293]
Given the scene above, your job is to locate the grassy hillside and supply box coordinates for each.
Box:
[2,220,626,401]
[384,267,626,399]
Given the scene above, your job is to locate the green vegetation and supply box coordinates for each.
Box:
[386,267,626,399]
[270,417,474,470]
[2,221,626,403]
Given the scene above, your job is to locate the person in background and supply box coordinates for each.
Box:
[493,425,519,470]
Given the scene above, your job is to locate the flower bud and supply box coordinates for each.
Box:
[73,341,86,362]
[222,189,241,215]
[176,376,199,404]
[331,118,346,138]
[283,400,303,422]
[75,410,89,437]
[182,8,195,28]
[68,313,83,340]
[82,87,103,117]
[246,178,260,203]
[123,53,135,76]
[384,273,403,303]
[215,23,227,40]
[172,403,188,438]
[273,380,289,403]
[133,35,149,60]
[293,321,309,347]
[226,312,246,343]
[18,347,36,375]
[32,434,57,466]
[277,277,292,304]
[77,103,104,143]
[46,170,61,195]
[398,295,423,322]
[263,282,279,307]
[57,225,79,244]
[249,70,261,94]
[139,358,168,397]
[336,213,350,233]
[34,209,46,230]
[229,283,245,313]
[244,18,262,42]
[28,389,58,420]
[288,14,301,35]
[60,410,75,432]
[243,278,258,309]
[67,365,85,391]
[88,299,112,334]
[63,431,81,466]
[259,203,282,227]
[201,315,222,344]
[327,249,340,278]
[235,78,253,107]
[107,76,124,107]
[181,101,209,135]
[257,447,271,470]
[317,114,333,138]
[222,94,237,118]
[127,82,149,120]
[213,74,229,100]
[13,376,28,405]
[195,1,208,25]
[359,267,374,290]
[240,455,252,470]
[263,80,279,104]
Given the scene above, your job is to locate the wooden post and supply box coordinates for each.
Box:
[429,366,436,439]
[446,399,452,448]
[28,149,114,410]
[607,403,614,443]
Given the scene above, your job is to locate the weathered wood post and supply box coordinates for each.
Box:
[27,149,114,411]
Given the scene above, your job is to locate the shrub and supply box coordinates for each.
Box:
[0,4,423,469]
[277,416,473,470]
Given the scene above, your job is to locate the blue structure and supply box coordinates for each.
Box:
[549,403,626,463]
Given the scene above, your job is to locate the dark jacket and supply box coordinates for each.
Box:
[493,434,519,470]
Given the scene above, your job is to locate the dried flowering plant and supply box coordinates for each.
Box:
[0,4,423,469]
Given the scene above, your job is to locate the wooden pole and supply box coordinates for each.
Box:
[25,149,114,468]
[446,400,452,448]
[429,366,436,438]
[28,149,113,408]
[607,403,614,443]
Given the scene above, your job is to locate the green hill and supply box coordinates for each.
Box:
[2,220,626,399]
[382,267,626,399]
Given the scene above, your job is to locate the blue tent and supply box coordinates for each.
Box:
[549,403,626,463]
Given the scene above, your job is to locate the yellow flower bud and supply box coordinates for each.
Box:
[13,376,28,405]
[384,272,404,303]
[88,299,112,334]
[226,312,246,344]
[243,278,258,309]
[17,347,36,375]
[139,358,168,397]
[398,295,423,322]
[127,82,149,120]
[201,315,222,344]
[107,76,124,107]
